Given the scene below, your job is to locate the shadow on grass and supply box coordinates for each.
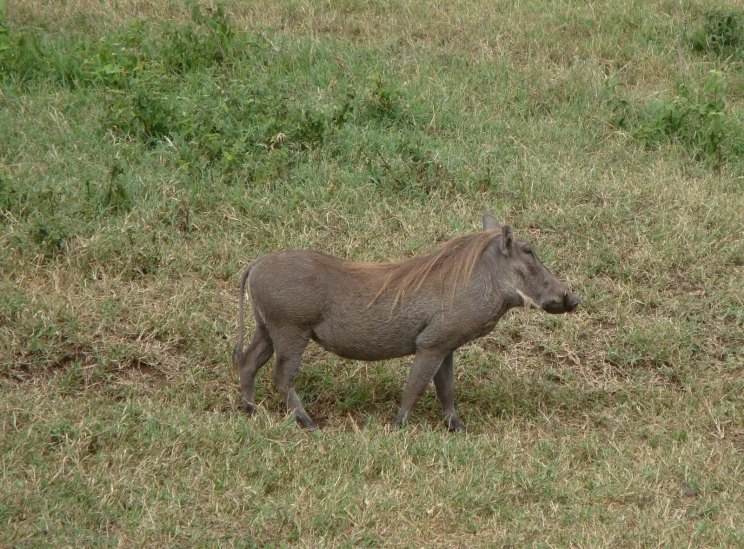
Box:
[247,356,618,431]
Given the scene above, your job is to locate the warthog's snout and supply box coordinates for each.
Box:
[564,291,580,312]
[541,291,580,314]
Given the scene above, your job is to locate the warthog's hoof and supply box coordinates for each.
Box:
[296,413,318,430]
[242,401,258,416]
[444,416,466,433]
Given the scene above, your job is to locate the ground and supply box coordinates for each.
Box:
[1,0,743,546]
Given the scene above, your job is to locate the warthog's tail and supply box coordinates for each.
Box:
[232,262,255,371]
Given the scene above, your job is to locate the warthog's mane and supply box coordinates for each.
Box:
[371,229,502,307]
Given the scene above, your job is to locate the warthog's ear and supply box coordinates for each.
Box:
[482,214,501,231]
[500,225,513,255]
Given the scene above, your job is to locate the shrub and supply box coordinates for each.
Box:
[607,72,743,171]
[691,10,744,56]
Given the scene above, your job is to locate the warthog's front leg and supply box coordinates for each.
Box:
[395,348,449,428]
[433,351,465,432]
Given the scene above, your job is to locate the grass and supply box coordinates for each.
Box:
[1,0,744,546]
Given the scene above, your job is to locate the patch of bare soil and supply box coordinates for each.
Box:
[1,343,168,388]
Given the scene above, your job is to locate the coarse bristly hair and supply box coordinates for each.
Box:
[371,229,502,308]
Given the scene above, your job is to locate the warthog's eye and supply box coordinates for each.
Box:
[523,245,533,256]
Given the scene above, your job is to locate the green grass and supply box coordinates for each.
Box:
[2,0,744,546]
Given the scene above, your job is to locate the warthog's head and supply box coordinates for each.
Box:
[482,214,580,314]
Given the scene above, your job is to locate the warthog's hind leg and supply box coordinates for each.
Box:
[433,351,465,432]
[271,329,317,430]
[395,348,448,428]
[237,323,274,414]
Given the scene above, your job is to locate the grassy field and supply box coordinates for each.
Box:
[2,0,744,546]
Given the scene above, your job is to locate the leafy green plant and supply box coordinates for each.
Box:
[0,3,242,87]
[108,74,181,141]
[691,10,743,55]
[366,76,403,124]
[161,4,239,74]
[29,213,68,254]
[99,164,130,214]
[292,108,328,150]
[607,72,741,170]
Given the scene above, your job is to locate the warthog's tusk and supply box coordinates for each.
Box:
[516,289,541,310]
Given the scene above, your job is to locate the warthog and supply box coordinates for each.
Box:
[232,215,579,431]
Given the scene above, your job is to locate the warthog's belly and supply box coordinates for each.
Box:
[310,323,419,362]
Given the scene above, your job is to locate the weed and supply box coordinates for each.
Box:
[29,214,67,253]
[100,163,130,214]
[607,72,742,170]
[691,10,744,56]
[366,76,404,124]
[293,107,329,150]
